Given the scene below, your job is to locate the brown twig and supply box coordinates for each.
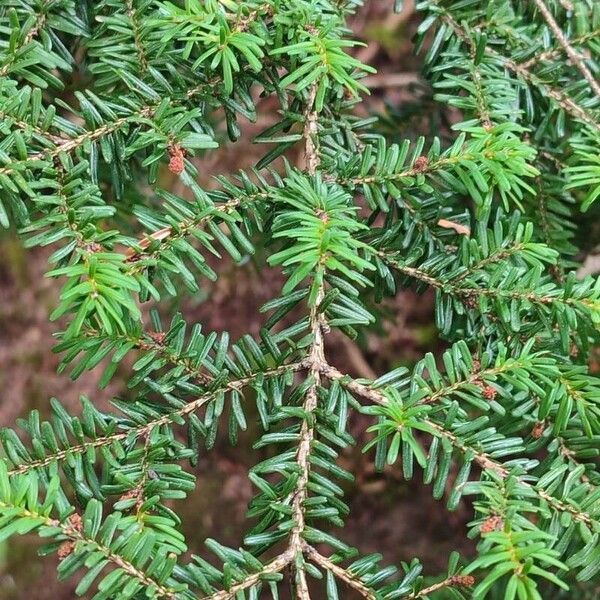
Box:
[408,574,475,598]
[287,80,326,600]
[200,549,295,600]
[303,544,378,600]
[520,28,600,69]
[532,0,600,99]
[382,253,600,312]
[303,83,320,176]
[123,198,258,263]
[289,290,324,599]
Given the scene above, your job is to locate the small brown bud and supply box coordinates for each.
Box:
[57,514,83,561]
[531,421,545,439]
[57,541,76,560]
[482,385,497,401]
[85,242,102,253]
[413,155,429,173]
[118,489,139,502]
[450,574,475,587]
[148,331,166,345]
[463,296,478,310]
[316,209,329,224]
[480,514,503,533]
[167,144,186,174]
[66,513,83,533]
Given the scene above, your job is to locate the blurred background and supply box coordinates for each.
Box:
[0,1,599,598]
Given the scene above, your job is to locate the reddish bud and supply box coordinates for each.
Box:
[531,421,545,439]
[480,514,503,533]
[66,513,83,533]
[413,155,429,172]
[148,331,167,344]
[482,385,497,401]
[167,144,185,174]
[450,574,475,587]
[57,541,76,560]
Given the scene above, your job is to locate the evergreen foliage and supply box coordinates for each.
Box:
[0,0,599,598]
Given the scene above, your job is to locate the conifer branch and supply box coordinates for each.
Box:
[1,0,599,595]
[288,81,324,600]
[0,1,49,77]
[200,549,294,600]
[124,193,268,265]
[303,544,377,600]
[383,254,599,312]
[0,112,149,177]
[0,502,179,598]
[0,78,232,178]
[342,153,472,186]
[0,108,67,145]
[69,529,180,599]
[125,0,148,73]
[81,327,212,385]
[520,28,600,69]
[452,243,527,282]
[408,574,475,598]
[436,5,600,131]
[510,59,600,132]
[532,0,600,100]
[7,363,303,477]
[319,364,597,527]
